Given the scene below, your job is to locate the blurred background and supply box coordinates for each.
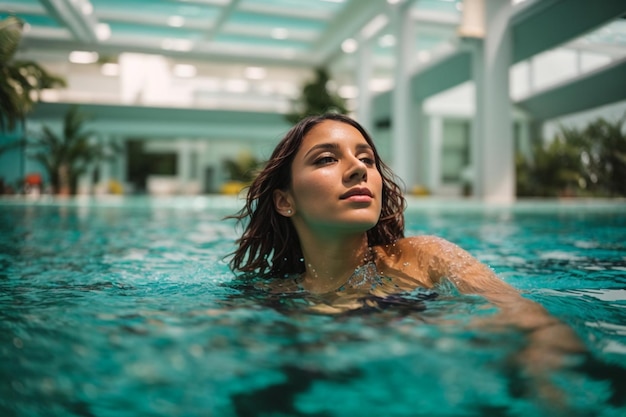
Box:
[0,0,625,201]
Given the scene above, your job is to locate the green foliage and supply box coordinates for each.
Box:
[222,151,261,183]
[286,67,348,124]
[26,106,120,194]
[516,116,626,197]
[0,16,66,132]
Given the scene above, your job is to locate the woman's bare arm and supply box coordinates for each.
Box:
[406,235,588,408]
[406,235,586,353]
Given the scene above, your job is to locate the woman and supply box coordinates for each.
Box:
[230,113,542,304]
[229,113,587,399]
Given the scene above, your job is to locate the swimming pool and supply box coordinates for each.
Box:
[1,196,625,416]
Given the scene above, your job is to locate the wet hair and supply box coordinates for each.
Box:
[228,113,406,277]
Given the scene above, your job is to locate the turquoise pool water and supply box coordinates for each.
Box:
[1,197,625,417]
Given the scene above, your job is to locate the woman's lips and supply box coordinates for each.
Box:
[340,188,373,201]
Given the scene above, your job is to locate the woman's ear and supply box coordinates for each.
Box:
[273,189,294,217]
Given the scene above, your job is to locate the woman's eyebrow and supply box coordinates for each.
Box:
[356,143,374,153]
[304,143,339,158]
[303,142,373,159]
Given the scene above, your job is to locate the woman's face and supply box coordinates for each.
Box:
[279,120,383,236]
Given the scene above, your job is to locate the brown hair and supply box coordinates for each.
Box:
[228,113,406,277]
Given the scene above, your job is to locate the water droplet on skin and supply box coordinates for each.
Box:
[299,258,304,262]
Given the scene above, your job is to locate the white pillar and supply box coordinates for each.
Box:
[426,115,443,195]
[390,1,414,191]
[475,0,515,203]
[356,36,374,133]
[414,101,428,188]
[470,39,484,198]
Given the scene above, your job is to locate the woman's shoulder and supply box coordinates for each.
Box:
[373,235,464,273]
[371,235,456,288]
[379,235,455,254]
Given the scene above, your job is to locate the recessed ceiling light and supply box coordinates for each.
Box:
[168,16,185,27]
[96,23,110,41]
[81,1,93,15]
[271,28,288,39]
[69,51,99,64]
[338,85,358,99]
[378,34,395,48]
[162,39,193,51]
[341,38,358,53]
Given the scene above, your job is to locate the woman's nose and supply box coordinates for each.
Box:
[344,157,367,182]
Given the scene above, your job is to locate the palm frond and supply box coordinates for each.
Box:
[0,16,23,64]
[0,16,66,133]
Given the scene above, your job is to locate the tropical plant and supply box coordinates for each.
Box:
[0,15,66,133]
[222,151,261,183]
[286,67,348,124]
[516,116,626,197]
[26,106,120,195]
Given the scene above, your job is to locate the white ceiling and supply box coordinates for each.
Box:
[3,0,625,117]
[3,0,462,69]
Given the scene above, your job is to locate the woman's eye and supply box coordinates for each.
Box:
[359,157,375,166]
[314,156,336,165]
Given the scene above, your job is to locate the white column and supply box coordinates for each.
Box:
[476,0,514,203]
[414,101,428,189]
[356,36,374,133]
[390,1,414,191]
[426,115,443,195]
[469,38,484,198]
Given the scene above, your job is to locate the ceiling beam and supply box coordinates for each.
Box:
[313,0,386,66]
[18,36,317,68]
[27,102,292,140]
[512,0,626,63]
[38,0,99,43]
[204,0,242,41]
[516,57,626,121]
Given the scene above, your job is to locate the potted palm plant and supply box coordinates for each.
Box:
[26,106,120,195]
[0,15,66,193]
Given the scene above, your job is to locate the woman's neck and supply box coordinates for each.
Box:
[298,233,371,293]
